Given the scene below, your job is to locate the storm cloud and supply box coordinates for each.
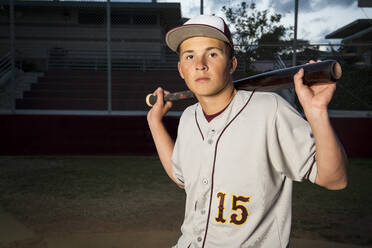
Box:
[269,0,355,14]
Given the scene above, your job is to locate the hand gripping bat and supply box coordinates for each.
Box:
[146,59,342,107]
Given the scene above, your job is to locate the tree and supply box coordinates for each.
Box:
[222,2,292,70]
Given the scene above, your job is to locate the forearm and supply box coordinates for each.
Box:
[148,120,180,186]
[306,109,348,190]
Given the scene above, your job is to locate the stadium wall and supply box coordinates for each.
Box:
[0,114,371,158]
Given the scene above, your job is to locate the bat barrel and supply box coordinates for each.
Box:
[233,60,341,91]
[302,60,342,85]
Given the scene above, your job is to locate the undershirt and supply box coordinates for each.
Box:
[203,103,230,122]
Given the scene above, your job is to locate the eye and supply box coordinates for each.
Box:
[209,52,218,58]
[185,55,193,60]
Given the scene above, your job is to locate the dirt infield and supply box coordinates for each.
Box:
[0,219,369,248]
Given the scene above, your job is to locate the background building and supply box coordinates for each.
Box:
[326,19,372,66]
[0,1,370,157]
[0,0,182,70]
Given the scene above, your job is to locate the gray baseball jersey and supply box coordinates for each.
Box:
[171,90,317,248]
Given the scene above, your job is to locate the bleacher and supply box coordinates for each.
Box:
[15,51,249,112]
[2,66,253,156]
[15,70,199,111]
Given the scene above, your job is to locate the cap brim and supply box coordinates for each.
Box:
[166,24,231,52]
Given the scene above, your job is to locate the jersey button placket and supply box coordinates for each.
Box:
[196,126,215,248]
[207,128,216,145]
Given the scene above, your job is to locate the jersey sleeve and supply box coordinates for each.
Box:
[171,134,185,187]
[268,94,317,183]
[170,108,191,187]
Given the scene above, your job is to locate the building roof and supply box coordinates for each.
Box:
[0,0,180,9]
[325,19,372,39]
[358,0,372,7]
[342,26,372,42]
[0,1,182,28]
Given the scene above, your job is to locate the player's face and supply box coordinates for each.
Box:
[177,37,237,100]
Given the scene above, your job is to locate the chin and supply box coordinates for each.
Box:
[195,91,222,99]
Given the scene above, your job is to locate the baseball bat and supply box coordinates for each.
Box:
[146,59,342,107]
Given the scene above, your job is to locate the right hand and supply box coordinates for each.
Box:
[147,87,173,125]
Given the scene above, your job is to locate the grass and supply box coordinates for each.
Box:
[0,156,371,245]
[0,156,185,232]
[292,159,372,245]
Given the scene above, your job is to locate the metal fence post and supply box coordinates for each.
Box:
[10,0,15,114]
[106,0,112,113]
[292,0,298,67]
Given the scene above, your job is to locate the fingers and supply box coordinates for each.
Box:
[152,87,165,106]
[293,68,304,85]
[152,87,172,110]
[163,90,173,109]
[308,59,321,64]
[293,68,308,97]
[147,87,172,123]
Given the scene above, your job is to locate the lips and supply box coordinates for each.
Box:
[195,77,210,82]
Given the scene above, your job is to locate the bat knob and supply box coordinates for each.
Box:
[146,94,156,107]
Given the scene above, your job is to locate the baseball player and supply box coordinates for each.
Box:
[147,15,347,248]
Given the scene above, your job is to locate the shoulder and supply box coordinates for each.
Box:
[180,103,197,119]
[237,90,283,112]
[238,89,280,102]
[236,90,304,126]
[178,103,198,128]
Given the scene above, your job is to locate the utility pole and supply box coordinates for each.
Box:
[200,0,204,15]
[292,0,298,66]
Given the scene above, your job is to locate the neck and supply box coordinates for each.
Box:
[198,83,237,115]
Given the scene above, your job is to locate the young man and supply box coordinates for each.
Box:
[147,15,347,248]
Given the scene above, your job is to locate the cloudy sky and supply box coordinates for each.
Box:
[154,0,371,44]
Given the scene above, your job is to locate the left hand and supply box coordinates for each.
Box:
[293,60,336,115]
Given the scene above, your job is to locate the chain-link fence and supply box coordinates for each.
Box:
[233,43,372,111]
[0,1,371,113]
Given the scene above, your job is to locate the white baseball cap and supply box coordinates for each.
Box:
[165,15,234,52]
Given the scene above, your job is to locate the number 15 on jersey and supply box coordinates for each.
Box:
[215,192,250,225]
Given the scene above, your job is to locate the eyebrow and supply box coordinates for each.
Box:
[180,46,224,56]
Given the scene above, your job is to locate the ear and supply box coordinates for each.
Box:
[229,56,238,75]
[178,61,185,79]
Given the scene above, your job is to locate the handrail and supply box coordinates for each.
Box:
[0,52,11,74]
[0,52,12,88]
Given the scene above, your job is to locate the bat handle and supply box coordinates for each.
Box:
[146,90,195,107]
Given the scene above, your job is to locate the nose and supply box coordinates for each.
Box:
[195,56,207,71]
